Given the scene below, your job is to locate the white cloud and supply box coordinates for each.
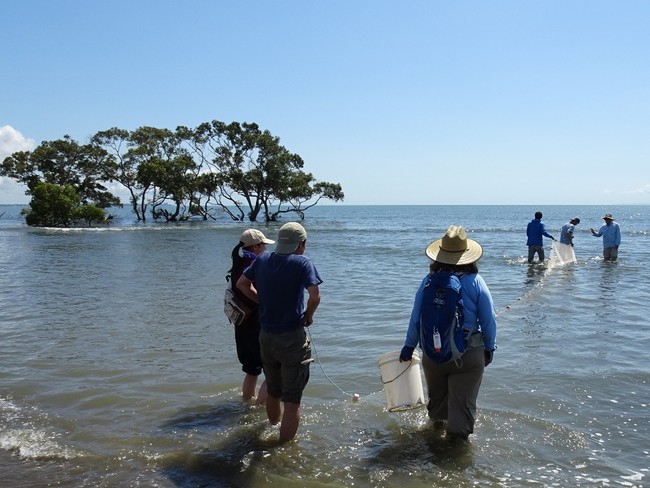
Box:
[626,183,650,194]
[0,125,36,158]
[0,125,37,204]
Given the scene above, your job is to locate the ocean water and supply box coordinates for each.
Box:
[0,204,648,488]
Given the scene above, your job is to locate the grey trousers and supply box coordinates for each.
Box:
[421,346,485,438]
[603,247,618,261]
[528,245,545,263]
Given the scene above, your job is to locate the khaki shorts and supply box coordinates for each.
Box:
[260,328,312,403]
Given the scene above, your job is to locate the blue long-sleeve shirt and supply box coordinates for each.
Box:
[403,272,497,352]
[592,222,621,248]
[527,219,554,246]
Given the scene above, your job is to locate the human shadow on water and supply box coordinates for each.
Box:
[161,422,275,488]
[364,422,474,476]
[159,400,281,488]
[159,400,253,432]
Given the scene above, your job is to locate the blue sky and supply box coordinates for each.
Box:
[1,0,649,205]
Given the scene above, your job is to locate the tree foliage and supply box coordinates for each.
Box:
[1,135,120,208]
[21,181,106,227]
[183,120,344,222]
[2,120,344,225]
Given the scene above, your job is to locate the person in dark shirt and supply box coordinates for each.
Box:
[228,229,274,404]
[237,222,322,443]
[526,211,555,264]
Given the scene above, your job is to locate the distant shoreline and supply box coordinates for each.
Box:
[1,203,648,207]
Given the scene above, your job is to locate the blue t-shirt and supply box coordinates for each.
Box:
[243,251,322,333]
[560,222,575,245]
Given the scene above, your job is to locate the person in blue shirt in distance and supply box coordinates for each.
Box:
[591,213,621,261]
[526,211,555,264]
[560,217,580,247]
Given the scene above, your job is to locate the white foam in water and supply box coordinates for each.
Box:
[0,396,82,460]
[0,428,81,460]
[547,240,577,270]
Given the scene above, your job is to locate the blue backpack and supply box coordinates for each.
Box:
[419,272,467,364]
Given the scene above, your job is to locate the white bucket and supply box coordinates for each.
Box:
[378,350,425,412]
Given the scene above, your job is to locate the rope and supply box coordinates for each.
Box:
[306,328,382,400]
[494,247,576,318]
[495,282,541,318]
[307,256,569,400]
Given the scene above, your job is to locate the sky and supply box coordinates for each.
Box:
[1,0,649,205]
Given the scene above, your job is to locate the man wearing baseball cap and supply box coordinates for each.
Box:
[560,217,580,248]
[237,222,322,443]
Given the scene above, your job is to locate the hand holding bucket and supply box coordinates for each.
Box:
[378,350,425,412]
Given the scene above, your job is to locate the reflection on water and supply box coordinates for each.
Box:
[525,262,547,286]
[161,421,271,488]
[596,258,621,299]
[369,423,474,472]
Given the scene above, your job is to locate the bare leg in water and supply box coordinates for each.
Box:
[243,375,268,405]
[266,395,301,443]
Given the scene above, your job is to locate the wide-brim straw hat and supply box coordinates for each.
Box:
[603,213,615,220]
[425,225,483,265]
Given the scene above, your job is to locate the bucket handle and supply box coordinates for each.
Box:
[381,361,413,385]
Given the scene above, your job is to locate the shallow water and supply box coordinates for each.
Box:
[0,204,648,487]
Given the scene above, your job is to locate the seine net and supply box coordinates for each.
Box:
[547,240,576,269]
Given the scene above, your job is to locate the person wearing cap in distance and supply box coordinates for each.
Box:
[236,222,322,443]
[560,217,580,248]
[526,211,555,264]
[399,225,497,441]
[590,213,621,261]
[228,229,275,405]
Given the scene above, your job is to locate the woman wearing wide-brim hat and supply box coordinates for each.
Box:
[399,225,497,440]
